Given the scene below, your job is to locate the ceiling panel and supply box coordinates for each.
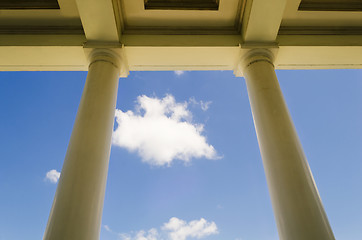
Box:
[120,0,243,31]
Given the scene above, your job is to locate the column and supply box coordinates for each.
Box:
[239,49,335,240]
[44,49,122,240]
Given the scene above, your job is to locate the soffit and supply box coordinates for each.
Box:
[281,0,362,27]
[120,0,244,33]
[0,0,81,27]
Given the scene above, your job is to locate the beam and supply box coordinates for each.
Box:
[241,0,287,42]
[0,45,86,71]
[125,46,239,71]
[1,34,362,71]
[276,45,362,69]
[75,0,121,42]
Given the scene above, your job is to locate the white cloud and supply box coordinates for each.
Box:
[118,217,218,240]
[45,169,60,183]
[112,94,218,166]
[174,70,185,76]
[163,217,218,240]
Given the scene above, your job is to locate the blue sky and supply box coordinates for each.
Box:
[0,69,361,240]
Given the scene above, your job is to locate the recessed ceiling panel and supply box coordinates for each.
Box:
[0,0,81,28]
[121,0,244,33]
[0,0,60,9]
[144,0,219,10]
[299,0,362,11]
[281,0,362,27]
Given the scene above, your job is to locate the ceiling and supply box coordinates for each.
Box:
[0,0,361,72]
[120,0,244,34]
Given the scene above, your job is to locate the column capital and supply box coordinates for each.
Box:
[234,48,275,77]
[84,45,129,77]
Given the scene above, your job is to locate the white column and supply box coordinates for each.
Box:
[239,49,335,240]
[44,49,122,240]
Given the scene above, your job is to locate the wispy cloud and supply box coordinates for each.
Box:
[189,97,212,111]
[119,228,158,240]
[174,70,185,76]
[45,169,60,183]
[117,217,218,240]
[104,225,112,233]
[112,94,219,166]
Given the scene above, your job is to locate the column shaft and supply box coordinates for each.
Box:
[44,49,120,240]
[242,51,335,240]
